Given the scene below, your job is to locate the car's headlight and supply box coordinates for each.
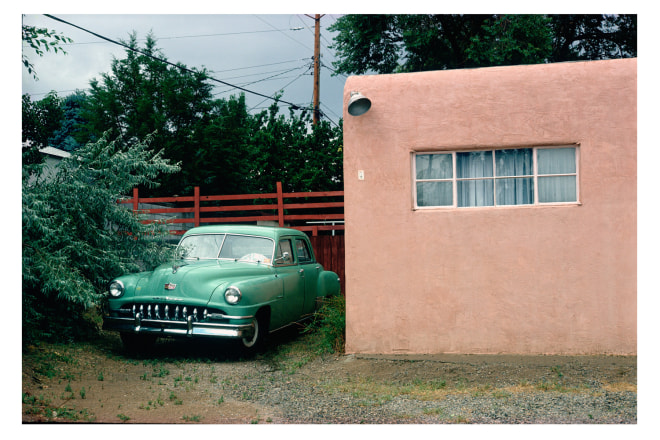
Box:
[224,286,242,304]
[108,280,125,298]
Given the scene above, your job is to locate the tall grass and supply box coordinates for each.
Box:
[306,295,345,354]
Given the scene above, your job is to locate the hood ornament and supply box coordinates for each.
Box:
[164,283,177,290]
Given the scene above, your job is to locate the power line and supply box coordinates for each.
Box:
[213,65,311,97]
[320,61,348,79]
[43,28,299,46]
[42,14,303,110]
[254,15,311,52]
[248,66,312,112]
[218,64,307,82]
[212,58,306,74]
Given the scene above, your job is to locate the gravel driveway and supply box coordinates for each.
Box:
[22,330,636,424]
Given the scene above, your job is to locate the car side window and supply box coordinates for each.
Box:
[276,239,294,265]
[295,239,313,264]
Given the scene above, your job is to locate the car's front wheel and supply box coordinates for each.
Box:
[241,310,269,350]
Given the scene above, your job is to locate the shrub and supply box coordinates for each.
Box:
[22,132,179,343]
[306,295,346,354]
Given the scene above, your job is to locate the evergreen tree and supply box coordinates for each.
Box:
[50,91,86,151]
[80,33,214,195]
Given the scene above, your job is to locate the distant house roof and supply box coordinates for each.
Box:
[22,141,72,159]
[39,146,71,159]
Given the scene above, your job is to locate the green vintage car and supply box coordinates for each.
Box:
[103,225,341,352]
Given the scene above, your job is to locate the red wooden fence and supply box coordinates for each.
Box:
[120,181,343,236]
[119,182,345,292]
[309,234,345,294]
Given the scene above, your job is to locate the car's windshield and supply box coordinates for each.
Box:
[177,233,274,264]
[218,235,274,264]
[178,234,226,259]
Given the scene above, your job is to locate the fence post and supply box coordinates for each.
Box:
[194,186,200,227]
[132,187,139,212]
[276,181,284,227]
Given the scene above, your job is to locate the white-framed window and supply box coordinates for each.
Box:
[413,146,579,208]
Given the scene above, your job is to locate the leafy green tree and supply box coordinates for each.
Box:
[22,133,179,342]
[22,91,87,157]
[466,15,553,66]
[246,103,343,194]
[329,14,637,75]
[22,21,73,80]
[22,92,65,167]
[548,14,637,62]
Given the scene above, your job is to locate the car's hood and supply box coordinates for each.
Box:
[134,259,273,303]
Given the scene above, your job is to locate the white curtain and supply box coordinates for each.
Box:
[495,149,534,205]
[416,154,452,206]
[457,151,493,207]
[537,148,576,203]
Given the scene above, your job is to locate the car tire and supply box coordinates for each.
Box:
[120,332,157,353]
[241,310,269,351]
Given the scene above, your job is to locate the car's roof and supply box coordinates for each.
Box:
[181,225,307,240]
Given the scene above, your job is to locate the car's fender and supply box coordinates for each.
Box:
[208,273,288,328]
[317,270,341,298]
[208,273,283,308]
[112,272,150,299]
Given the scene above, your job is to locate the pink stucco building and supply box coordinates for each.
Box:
[342,59,636,355]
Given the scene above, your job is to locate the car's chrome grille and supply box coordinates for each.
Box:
[118,303,227,323]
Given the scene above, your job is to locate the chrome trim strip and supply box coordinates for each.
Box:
[103,316,254,339]
[207,312,253,320]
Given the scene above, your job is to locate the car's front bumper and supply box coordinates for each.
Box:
[103,309,255,339]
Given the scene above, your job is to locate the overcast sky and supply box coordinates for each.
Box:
[22,13,348,126]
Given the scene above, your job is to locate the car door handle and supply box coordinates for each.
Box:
[299,269,304,274]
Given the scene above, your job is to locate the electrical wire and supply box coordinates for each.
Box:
[43,14,303,110]
[248,66,312,112]
[254,15,311,52]
[218,65,307,82]
[46,28,298,46]
[212,58,306,74]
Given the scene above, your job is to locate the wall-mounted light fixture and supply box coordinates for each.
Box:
[347,91,372,116]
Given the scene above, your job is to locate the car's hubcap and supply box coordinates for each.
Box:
[242,318,259,348]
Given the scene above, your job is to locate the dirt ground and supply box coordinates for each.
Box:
[22,328,637,424]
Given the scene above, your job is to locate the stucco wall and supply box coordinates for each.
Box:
[343,59,636,355]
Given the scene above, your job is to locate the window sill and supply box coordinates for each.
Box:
[412,202,582,212]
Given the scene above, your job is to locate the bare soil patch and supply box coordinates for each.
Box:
[22,329,636,424]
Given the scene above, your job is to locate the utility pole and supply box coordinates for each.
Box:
[307,14,324,125]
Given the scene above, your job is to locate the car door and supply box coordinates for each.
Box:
[295,237,321,315]
[272,237,306,324]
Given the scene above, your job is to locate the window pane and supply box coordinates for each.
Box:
[416,181,452,206]
[496,177,534,205]
[219,235,275,260]
[457,151,493,178]
[538,176,577,202]
[457,180,494,207]
[296,239,313,263]
[416,154,452,180]
[495,149,532,177]
[276,240,293,264]
[538,148,576,174]
[178,234,225,259]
